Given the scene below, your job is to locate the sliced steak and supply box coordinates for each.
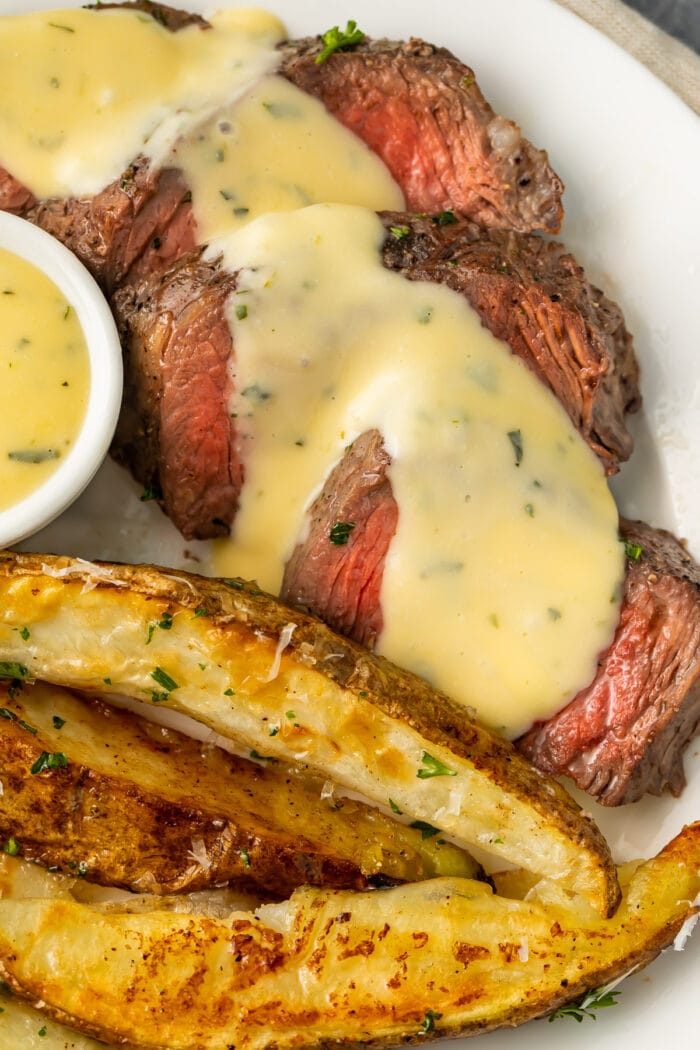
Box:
[25,159,197,294]
[282,430,398,648]
[280,36,563,234]
[1,5,565,288]
[379,212,639,474]
[518,519,700,805]
[111,248,241,539]
[113,213,638,540]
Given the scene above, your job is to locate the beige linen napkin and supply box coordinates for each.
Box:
[557,0,700,114]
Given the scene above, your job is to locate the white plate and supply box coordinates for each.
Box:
[6,0,700,1046]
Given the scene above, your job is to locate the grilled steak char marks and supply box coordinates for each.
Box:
[380,212,640,473]
[519,519,700,805]
[111,248,241,539]
[280,35,564,234]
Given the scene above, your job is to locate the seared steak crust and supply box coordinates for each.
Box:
[518,519,700,805]
[111,249,241,539]
[25,159,197,294]
[380,212,640,473]
[280,36,564,234]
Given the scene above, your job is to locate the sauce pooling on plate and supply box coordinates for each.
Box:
[0,248,89,510]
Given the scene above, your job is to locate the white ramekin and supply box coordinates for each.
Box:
[0,211,123,547]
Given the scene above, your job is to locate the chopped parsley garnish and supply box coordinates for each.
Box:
[315,20,365,64]
[30,751,68,775]
[329,521,355,545]
[548,987,620,1023]
[431,209,457,226]
[13,626,30,641]
[418,1009,443,1035]
[52,715,66,730]
[0,662,28,680]
[139,485,160,502]
[48,21,75,32]
[150,667,179,693]
[250,749,277,762]
[624,540,643,561]
[239,848,251,869]
[224,688,235,696]
[269,726,280,736]
[409,820,441,840]
[146,611,174,643]
[547,607,562,621]
[417,751,457,779]
[2,837,20,856]
[286,710,296,719]
[524,502,535,517]
[507,428,523,466]
[192,607,210,618]
[235,303,248,320]
[390,225,411,239]
[8,449,60,464]
[242,383,271,404]
[389,798,402,815]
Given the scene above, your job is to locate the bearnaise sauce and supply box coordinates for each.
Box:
[0,248,89,511]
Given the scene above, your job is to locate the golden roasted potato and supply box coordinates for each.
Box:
[0,679,476,895]
[0,551,619,914]
[0,823,697,1049]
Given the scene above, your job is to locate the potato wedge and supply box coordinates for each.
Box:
[0,824,697,1049]
[0,550,619,914]
[0,679,476,895]
[0,991,126,1050]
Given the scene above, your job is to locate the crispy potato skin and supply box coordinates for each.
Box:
[0,824,697,1049]
[0,550,619,915]
[0,680,476,895]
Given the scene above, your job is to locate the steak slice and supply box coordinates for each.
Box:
[280,36,563,234]
[111,248,241,539]
[25,159,197,295]
[518,519,700,805]
[282,430,398,648]
[380,212,639,474]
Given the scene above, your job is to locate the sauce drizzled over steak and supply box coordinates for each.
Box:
[282,440,700,805]
[111,212,638,541]
[280,35,564,234]
[518,519,700,805]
